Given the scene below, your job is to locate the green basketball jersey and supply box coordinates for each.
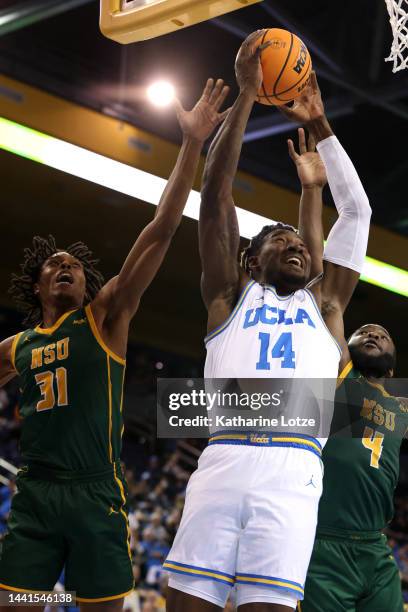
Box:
[11,305,126,472]
[318,361,408,533]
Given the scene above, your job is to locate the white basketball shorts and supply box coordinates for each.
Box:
[164,436,323,608]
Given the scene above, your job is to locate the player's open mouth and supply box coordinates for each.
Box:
[285,256,303,269]
[56,272,74,285]
[364,339,379,350]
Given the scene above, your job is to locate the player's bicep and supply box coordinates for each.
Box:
[321,299,349,369]
[322,260,361,314]
[199,194,242,307]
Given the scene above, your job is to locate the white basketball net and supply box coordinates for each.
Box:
[385,0,408,72]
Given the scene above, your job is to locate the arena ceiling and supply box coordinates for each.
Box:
[0,0,407,370]
[1,0,408,234]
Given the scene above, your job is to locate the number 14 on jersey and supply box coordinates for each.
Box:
[257,332,296,370]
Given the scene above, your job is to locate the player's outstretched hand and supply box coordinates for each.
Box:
[235,30,271,98]
[174,78,230,143]
[288,127,327,189]
[278,71,325,125]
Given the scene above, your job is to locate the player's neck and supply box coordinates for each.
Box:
[39,301,81,329]
[261,279,298,296]
[363,372,386,387]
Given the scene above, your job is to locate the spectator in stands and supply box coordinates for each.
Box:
[0,480,15,536]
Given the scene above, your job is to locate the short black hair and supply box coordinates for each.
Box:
[348,324,397,368]
[240,223,297,273]
[9,235,104,327]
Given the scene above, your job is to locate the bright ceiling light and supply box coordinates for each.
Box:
[0,116,407,298]
[147,81,175,107]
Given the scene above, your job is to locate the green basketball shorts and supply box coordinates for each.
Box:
[298,529,403,612]
[0,462,134,602]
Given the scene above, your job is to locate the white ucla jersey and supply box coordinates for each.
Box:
[205,280,341,379]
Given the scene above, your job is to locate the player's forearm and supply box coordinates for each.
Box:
[111,137,203,311]
[202,90,255,200]
[317,135,371,273]
[154,135,203,234]
[298,185,324,278]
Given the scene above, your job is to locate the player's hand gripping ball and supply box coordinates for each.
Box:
[255,28,312,106]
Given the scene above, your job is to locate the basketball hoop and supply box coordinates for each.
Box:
[385,0,408,72]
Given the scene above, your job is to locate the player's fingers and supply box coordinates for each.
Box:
[298,128,307,154]
[287,139,298,161]
[258,40,272,52]
[213,85,230,111]
[308,132,316,152]
[311,70,319,93]
[241,30,265,57]
[209,78,225,105]
[255,39,271,60]
[201,78,214,101]
[244,29,264,48]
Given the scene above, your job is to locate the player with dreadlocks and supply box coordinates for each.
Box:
[0,78,229,609]
[8,236,105,328]
[164,35,371,612]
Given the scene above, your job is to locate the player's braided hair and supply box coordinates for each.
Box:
[240,223,298,274]
[9,235,104,327]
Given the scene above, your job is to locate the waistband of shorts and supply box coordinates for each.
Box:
[208,431,322,458]
[316,526,384,542]
[18,460,122,483]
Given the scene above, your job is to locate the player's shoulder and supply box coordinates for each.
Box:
[0,333,22,355]
[0,333,24,382]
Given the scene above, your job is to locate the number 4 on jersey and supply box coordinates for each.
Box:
[362,426,384,469]
[257,332,296,370]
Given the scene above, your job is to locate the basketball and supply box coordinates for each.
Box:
[256,28,312,106]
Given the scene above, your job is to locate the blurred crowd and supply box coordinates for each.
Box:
[386,495,408,601]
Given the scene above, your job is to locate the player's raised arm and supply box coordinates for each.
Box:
[92,79,229,326]
[0,336,18,388]
[200,31,269,333]
[281,72,371,365]
[287,127,327,306]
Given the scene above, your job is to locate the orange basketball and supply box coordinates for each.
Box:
[256,28,312,106]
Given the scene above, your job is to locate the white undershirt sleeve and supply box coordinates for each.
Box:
[317,135,372,273]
